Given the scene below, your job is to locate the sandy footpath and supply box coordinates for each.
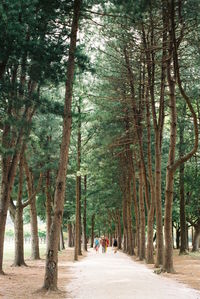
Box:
[67,248,200,299]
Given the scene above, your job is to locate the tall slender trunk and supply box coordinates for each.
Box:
[179,104,187,254]
[30,196,40,259]
[163,30,176,272]
[139,162,145,261]
[192,221,200,252]
[45,169,52,246]
[117,209,122,249]
[67,223,73,247]
[83,175,87,251]
[75,103,82,259]
[74,175,80,260]
[126,163,134,255]
[145,89,155,264]
[155,134,164,266]
[122,189,128,253]
[90,214,95,248]
[60,227,65,250]
[130,157,140,256]
[43,0,82,290]
[13,207,26,266]
[13,152,26,266]
[0,129,25,273]
[24,157,40,260]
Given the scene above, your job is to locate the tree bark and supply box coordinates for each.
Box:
[45,169,52,246]
[117,209,122,249]
[192,221,200,252]
[130,157,140,256]
[90,214,95,248]
[83,175,87,251]
[67,223,73,247]
[179,104,187,255]
[60,227,65,250]
[43,0,82,290]
[13,152,26,266]
[126,166,134,255]
[24,157,40,260]
[139,162,145,261]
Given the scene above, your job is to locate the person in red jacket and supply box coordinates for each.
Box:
[105,237,109,252]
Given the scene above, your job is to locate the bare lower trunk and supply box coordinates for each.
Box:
[117,210,122,249]
[122,192,128,253]
[30,197,40,259]
[179,107,187,255]
[90,214,95,248]
[192,222,200,252]
[83,175,87,251]
[126,174,134,255]
[146,206,154,264]
[155,138,164,266]
[131,159,140,256]
[74,176,80,260]
[163,58,176,273]
[13,207,26,266]
[60,227,65,250]
[78,179,82,256]
[67,223,73,247]
[139,164,145,261]
[0,191,9,273]
[45,170,52,246]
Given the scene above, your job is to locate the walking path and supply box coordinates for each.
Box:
[67,247,200,299]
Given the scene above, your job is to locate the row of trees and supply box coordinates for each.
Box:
[0,0,200,292]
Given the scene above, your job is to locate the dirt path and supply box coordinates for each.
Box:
[68,248,200,299]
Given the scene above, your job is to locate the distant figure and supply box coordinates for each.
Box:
[94,237,100,253]
[105,237,109,252]
[113,238,118,253]
[102,237,106,253]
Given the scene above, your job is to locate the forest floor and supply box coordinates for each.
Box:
[0,247,77,299]
[0,246,200,298]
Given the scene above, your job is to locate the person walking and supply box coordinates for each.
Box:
[94,237,100,253]
[102,237,106,253]
[113,238,118,253]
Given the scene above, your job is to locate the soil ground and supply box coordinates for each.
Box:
[0,247,76,299]
[0,247,200,298]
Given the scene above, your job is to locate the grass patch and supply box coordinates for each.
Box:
[3,242,46,261]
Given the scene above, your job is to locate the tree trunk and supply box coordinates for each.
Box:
[122,191,128,253]
[67,223,73,247]
[90,214,95,248]
[117,209,122,249]
[30,197,40,259]
[74,175,80,261]
[83,175,87,251]
[176,228,180,249]
[139,163,145,261]
[154,134,164,267]
[13,206,26,266]
[43,0,81,290]
[45,169,52,246]
[130,158,140,256]
[179,104,187,255]
[24,156,41,260]
[145,90,155,264]
[0,132,24,273]
[192,221,200,252]
[60,227,65,250]
[163,43,176,273]
[126,170,134,255]
[13,153,26,267]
